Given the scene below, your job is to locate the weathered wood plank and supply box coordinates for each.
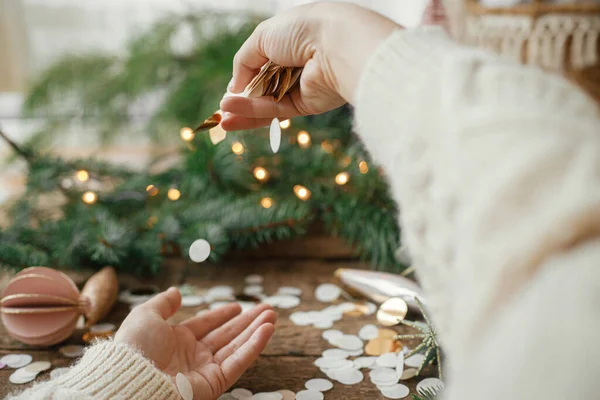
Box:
[0,258,432,399]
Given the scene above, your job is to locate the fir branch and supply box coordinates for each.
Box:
[0,129,32,160]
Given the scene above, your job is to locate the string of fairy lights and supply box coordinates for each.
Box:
[77,119,369,208]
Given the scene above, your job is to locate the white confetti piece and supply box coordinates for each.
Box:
[189,239,211,262]
[295,390,323,400]
[395,353,404,379]
[245,275,263,284]
[322,329,343,342]
[404,353,426,368]
[377,352,398,368]
[333,367,364,385]
[24,361,51,374]
[50,367,71,380]
[9,368,37,384]
[89,323,116,334]
[277,286,302,296]
[305,378,333,392]
[270,118,281,153]
[181,295,205,307]
[314,284,341,303]
[315,358,353,369]
[358,324,379,341]
[176,373,194,400]
[313,319,333,329]
[400,368,418,380]
[353,356,377,369]
[231,388,253,398]
[370,368,398,384]
[0,355,21,365]
[331,334,363,351]
[276,390,296,400]
[322,349,350,359]
[416,377,444,394]
[6,354,32,368]
[380,383,410,399]
[252,393,283,400]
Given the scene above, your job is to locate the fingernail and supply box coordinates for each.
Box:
[227,77,235,93]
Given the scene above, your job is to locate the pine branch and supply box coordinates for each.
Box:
[0,128,32,160]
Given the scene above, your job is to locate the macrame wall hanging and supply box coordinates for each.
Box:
[463,0,600,101]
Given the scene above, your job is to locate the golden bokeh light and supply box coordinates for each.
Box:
[359,161,369,174]
[297,131,311,148]
[335,172,350,185]
[180,127,195,142]
[76,170,89,182]
[231,142,245,155]
[253,167,269,182]
[293,185,311,201]
[82,191,97,204]
[321,141,333,153]
[260,197,273,209]
[146,184,159,196]
[279,119,291,129]
[167,188,181,201]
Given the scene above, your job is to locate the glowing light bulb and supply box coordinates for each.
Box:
[359,161,369,174]
[146,184,159,196]
[297,131,311,148]
[167,188,181,201]
[253,167,269,182]
[321,141,333,153]
[335,172,350,185]
[76,170,89,182]
[279,119,291,129]
[82,191,97,204]
[293,185,311,201]
[180,127,195,142]
[231,142,245,155]
[260,197,273,209]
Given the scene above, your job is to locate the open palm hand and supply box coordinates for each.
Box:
[114,287,276,400]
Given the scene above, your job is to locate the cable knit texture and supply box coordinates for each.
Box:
[355,27,600,398]
[5,340,180,400]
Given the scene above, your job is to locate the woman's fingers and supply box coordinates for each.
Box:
[220,114,273,131]
[201,304,273,353]
[213,309,277,364]
[220,323,275,387]
[220,94,301,120]
[137,287,181,320]
[231,27,269,93]
[180,303,242,340]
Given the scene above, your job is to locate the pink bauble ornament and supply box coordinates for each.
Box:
[1,266,118,346]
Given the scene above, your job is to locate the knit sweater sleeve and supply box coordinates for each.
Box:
[354,26,600,379]
[5,341,180,400]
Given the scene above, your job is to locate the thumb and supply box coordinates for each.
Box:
[140,287,182,320]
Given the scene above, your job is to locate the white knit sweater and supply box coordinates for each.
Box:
[8,27,600,399]
[355,27,600,398]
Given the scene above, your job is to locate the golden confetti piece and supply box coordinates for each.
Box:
[378,328,398,339]
[365,338,395,356]
[209,116,227,144]
[377,297,408,327]
[194,111,222,132]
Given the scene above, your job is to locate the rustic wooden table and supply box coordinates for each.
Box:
[0,237,434,399]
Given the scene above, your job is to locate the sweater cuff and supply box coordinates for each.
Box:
[55,340,180,400]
